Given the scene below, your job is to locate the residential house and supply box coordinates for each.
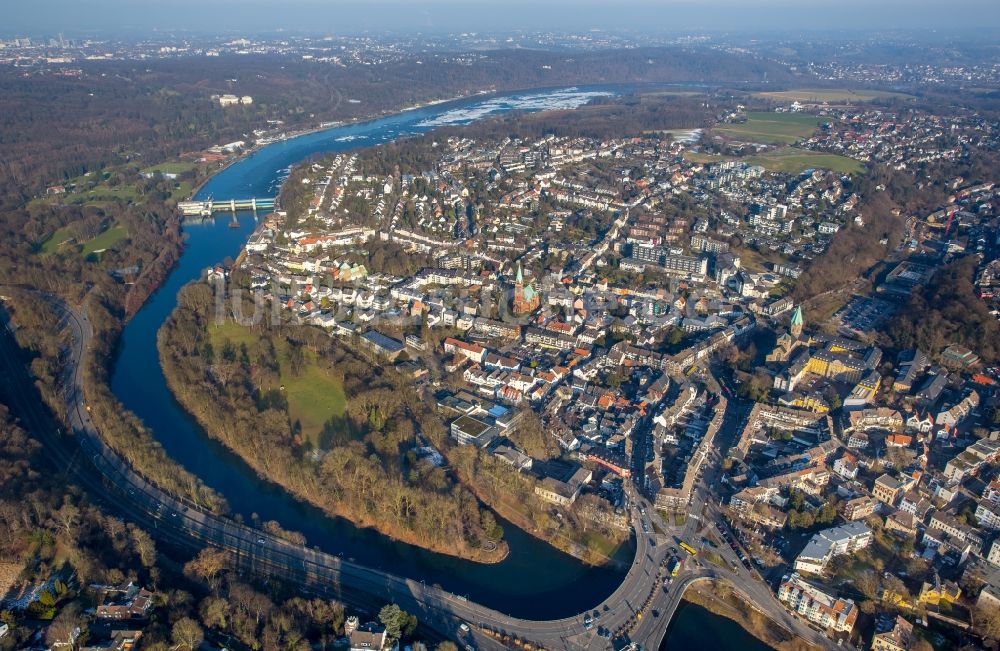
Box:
[871,615,914,651]
[779,573,858,633]
[346,618,392,651]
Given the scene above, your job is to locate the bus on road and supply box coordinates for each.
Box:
[679,541,698,556]
[667,556,682,577]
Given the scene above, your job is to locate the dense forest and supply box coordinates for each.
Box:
[158,282,507,563]
[0,401,345,651]
[792,166,907,301]
[888,256,1000,364]
[0,404,159,601]
[0,394,377,651]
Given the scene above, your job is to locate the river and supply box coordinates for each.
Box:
[109,84,767,648]
[660,603,773,651]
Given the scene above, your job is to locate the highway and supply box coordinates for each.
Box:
[0,294,840,651]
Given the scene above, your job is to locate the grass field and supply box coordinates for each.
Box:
[40,230,74,254]
[207,321,347,447]
[41,224,128,257]
[141,161,196,176]
[63,185,141,204]
[755,88,913,103]
[81,226,128,257]
[748,147,863,174]
[683,151,732,164]
[713,111,825,144]
[169,181,194,201]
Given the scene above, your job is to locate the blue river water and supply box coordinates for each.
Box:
[113,87,632,619]
[109,83,772,646]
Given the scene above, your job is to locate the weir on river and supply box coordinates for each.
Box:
[112,86,632,620]
[178,197,276,215]
[108,85,773,651]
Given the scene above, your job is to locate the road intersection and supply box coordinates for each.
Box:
[0,295,839,651]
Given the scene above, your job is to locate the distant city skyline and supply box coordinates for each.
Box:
[5,0,1000,37]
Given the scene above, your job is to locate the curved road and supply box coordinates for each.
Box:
[52,299,677,650]
[1,293,840,651]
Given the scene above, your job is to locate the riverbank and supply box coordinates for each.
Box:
[109,86,650,619]
[157,304,509,565]
[680,580,816,651]
[185,88,495,203]
[661,601,774,651]
[450,449,630,569]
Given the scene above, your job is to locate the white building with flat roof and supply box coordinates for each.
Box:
[794,521,871,575]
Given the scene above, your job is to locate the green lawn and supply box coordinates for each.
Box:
[81,226,128,256]
[207,321,347,447]
[683,151,732,164]
[702,550,728,569]
[207,321,258,349]
[63,185,141,204]
[749,147,863,174]
[713,111,825,144]
[170,181,194,201]
[40,230,74,254]
[41,224,128,257]
[141,161,196,176]
[577,530,628,561]
[755,88,913,103]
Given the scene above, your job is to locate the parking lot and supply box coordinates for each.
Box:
[834,296,896,336]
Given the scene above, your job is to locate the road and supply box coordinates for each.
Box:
[0,295,842,651]
[0,296,678,651]
[632,392,841,651]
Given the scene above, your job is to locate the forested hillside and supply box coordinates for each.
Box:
[889,256,1000,364]
[159,282,507,562]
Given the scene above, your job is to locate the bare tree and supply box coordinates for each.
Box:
[172,617,204,651]
[45,602,82,649]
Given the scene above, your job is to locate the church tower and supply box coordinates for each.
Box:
[790,305,803,338]
[512,262,540,316]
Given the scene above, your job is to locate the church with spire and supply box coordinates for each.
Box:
[767,304,804,363]
[790,304,803,338]
[511,261,540,316]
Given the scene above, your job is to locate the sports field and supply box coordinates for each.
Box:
[713,112,824,144]
[748,148,863,175]
[755,89,913,104]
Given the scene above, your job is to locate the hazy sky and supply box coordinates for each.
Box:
[6,0,1000,36]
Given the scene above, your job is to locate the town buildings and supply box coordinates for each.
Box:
[779,573,858,634]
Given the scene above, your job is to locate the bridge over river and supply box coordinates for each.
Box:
[0,287,819,651]
[178,196,276,215]
[19,86,847,651]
